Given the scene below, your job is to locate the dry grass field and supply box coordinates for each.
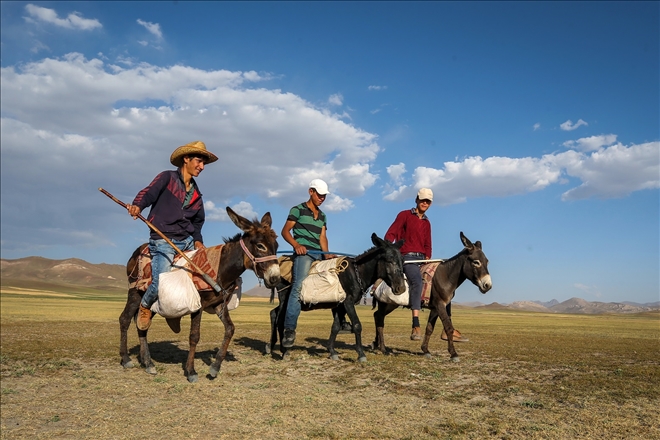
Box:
[1,286,658,439]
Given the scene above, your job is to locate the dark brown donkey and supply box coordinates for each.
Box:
[372,231,491,361]
[119,207,280,382]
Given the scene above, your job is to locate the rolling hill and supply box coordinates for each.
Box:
[2,256,658,313]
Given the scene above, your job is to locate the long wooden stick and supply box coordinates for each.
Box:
[99,187,224,294]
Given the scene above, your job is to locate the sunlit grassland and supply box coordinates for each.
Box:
[1,286,659,439]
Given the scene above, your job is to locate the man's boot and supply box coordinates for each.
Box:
[410,326,421,341]
[137,305,153,331]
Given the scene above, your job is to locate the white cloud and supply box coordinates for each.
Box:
[562,134,617,152]
[24,4,102,30]
[137,19,163,40]
[0,52,380,252]
[328,93,343,106]
[383,141,659,204]
[368,85,387,91]
[560,118,588,131]
[204,200,258,221]
[322,194,354,212]
[387,163,406,186]
[533,123,540,131]
[558,141,660,200]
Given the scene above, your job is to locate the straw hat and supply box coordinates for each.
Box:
[170,141,218,167]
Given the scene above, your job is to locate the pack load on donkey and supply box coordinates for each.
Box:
[128,244,242,319]
[371,261,441,307]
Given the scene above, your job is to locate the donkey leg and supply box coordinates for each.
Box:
[185,310,203,383]
[137,328,157,375]
[435,303,459,361]
[423,303,458,361]
[119,288,141,368]
[421,308,439,359]
[372,302,396,354]
[277,290,290,358]
[209,306,235,379]
[266,305,279,355]
[344,303,366,363]
[328,308,342,361]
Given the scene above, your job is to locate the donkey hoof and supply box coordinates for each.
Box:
[424,353,432,359]
[330,354,340,361]
[358,356,367,363]
[265,343,271,355]
[208,366,219,378]
[450,356,460,363]
[122,361,134,369]
[145,366,157,375]
[187,374,199,383]
[282,351,291,361]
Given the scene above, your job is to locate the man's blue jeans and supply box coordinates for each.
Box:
[283,253,322,330]
[141,236,195,308]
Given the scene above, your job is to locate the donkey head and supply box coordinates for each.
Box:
[371,233,407,295]
[227,207,280,288]
[460,231,492,294]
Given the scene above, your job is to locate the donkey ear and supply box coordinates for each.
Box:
[460,231,474,250]
[475,240,482,249]
[371,233,384,247]
[394,239,405,250]
[260,212,272,228]
[226,207,252,233]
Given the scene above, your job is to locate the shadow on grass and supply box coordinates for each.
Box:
[128,341,238,369]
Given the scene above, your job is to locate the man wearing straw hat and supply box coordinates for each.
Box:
[385,188,466,342]
[127,141,218,331]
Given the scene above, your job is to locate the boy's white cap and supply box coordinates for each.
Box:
[309,179,330,195]
[417,188,433,201]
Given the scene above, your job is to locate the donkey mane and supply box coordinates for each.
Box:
[223,233,243,244]
[438,248,469,272]
[353,245,381,263]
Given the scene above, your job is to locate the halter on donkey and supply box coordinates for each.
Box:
[119,207,280,383]
[371,231,492,361]
[268,233,406,362]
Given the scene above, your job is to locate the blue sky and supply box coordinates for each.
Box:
[1,2,658,305]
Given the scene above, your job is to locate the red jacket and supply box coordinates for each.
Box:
[385,208,432,258]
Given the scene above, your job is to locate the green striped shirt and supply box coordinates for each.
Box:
[287,202,327,251]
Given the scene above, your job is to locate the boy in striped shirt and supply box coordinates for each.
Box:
[281,179,332,348]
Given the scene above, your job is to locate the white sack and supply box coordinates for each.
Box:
[151,269,202,318]
[372,277,410,306]
[300,258,347,304]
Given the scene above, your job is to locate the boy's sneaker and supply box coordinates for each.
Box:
[282,329,296,348]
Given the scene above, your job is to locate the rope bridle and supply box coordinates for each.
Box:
[239,238,278,274]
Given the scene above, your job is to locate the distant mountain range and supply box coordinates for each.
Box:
[1,256,658,314]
